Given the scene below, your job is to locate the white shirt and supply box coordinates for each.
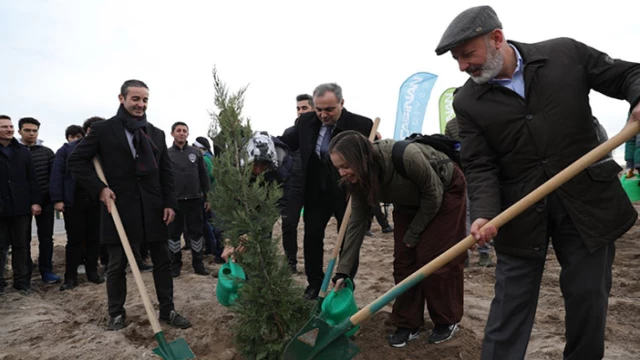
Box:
[124,130,137,158]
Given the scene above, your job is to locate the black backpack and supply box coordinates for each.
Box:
[391,133,461,178]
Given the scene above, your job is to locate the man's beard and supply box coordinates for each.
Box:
[468,45,504,84]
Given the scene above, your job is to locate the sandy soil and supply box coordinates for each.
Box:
[1,205,639,360]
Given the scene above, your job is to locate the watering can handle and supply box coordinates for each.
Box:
[349,120,640,327]
[93,158,164,335]
[332,278,354,293]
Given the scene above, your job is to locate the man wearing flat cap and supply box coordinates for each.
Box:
[437,5,640,360]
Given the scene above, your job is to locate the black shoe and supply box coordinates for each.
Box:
[365,230,374,237]
[106,314,126,331]
[13,285,32,295]
[303,285,320,300]
[60,280,78,291]
[87,272,105,284]
[194,267,210,276]
[160,310,192,329]
[428,324,459,344]
[138,262,153,273]
[172,267,181,278]
[387,327,419,348]
[381,225,394,234]
[213,256,225,264]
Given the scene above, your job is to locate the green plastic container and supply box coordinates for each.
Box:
[216,258,246,307]
[621,173,640,202]
[320,278,360,337]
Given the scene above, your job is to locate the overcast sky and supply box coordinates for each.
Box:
[1,0,638,163]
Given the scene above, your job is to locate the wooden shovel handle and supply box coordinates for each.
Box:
[93,158,164,334]
[318,118,380,298]
[350,120,640,326]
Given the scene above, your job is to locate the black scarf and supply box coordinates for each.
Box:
[115,105,159,176]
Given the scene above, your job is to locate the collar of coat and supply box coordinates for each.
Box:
[469,40,548,99]
[309,107,352,131]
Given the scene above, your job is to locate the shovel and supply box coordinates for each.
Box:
[312,117,380,315]
[93,158,195,360]
[283,120,640,360]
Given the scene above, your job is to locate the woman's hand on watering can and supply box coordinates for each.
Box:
[331,273,350,292]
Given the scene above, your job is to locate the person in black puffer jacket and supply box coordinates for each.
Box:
[18,117,60,285]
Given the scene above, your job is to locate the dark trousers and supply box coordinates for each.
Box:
[0,215,31,290]
[168,199,205,271]
[100,245,109,267]
[367,203,390,230]
[63,197,101,282]
[391,166,466,329]
[26,202,55,279]
[303,186,359,288]
[481,192,615,360]
[202,208,217,255]
[281,181,304,267]
[106,242,174,318]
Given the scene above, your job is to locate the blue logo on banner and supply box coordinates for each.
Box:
[393,72,438,140]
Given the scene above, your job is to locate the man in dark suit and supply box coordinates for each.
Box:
[68,80,191,331]
[279,83,373,299]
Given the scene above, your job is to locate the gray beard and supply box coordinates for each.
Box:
[470,47,504,84]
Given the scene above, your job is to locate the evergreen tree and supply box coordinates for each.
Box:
[208,67,312,359]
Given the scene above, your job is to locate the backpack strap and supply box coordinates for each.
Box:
[391,140,412,178]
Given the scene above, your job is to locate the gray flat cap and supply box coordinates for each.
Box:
[435,6,502,55]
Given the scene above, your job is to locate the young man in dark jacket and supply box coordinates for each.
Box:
[0,115,42,294]
[167,122,211,277]
[280,94,314,273]
[50,123,105,291]
[68,79,191,331]
[18,117,60,285]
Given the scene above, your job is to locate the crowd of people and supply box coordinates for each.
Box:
[1,5,639,359]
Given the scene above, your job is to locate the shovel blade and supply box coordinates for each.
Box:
[282,316,360,360]
[153,335,195,360]
[311,295,325,317]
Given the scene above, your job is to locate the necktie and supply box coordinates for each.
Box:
[319,125,334,157]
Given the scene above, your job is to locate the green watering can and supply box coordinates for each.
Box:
[319,278,359,338]
[621,173,640,202]
[216,258,246,307]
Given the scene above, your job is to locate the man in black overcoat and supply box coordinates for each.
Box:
[68,79,191,330]
[279,83,373,299]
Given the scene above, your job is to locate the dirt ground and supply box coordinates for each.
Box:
[1,205,639,360]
